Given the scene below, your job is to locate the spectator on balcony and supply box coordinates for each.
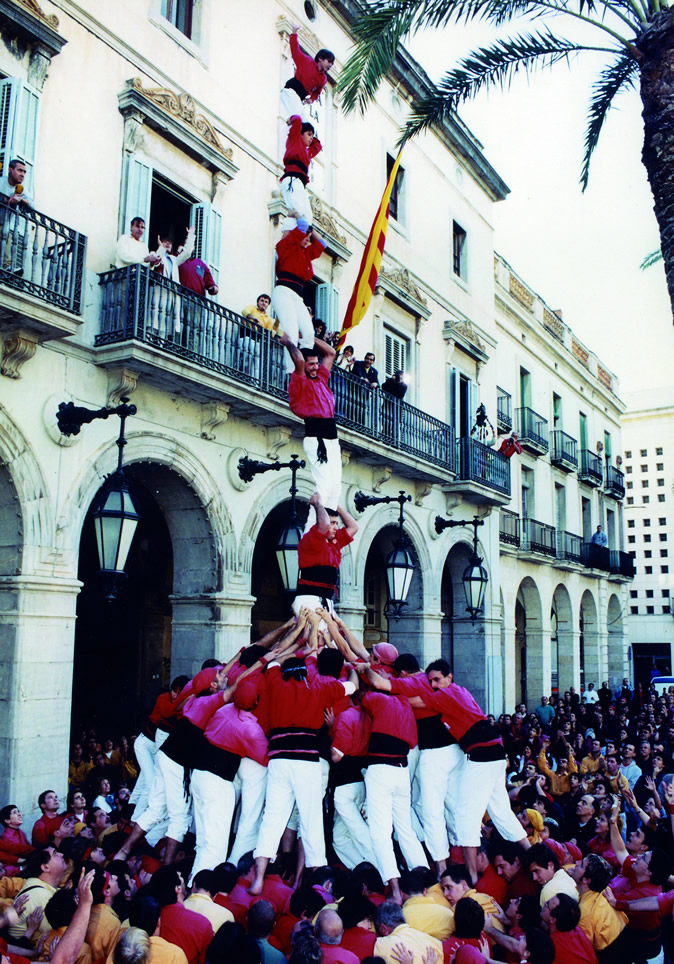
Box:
[154,227,195,284]
[242,294,277,333]
[352,352,379,389]
[313,319,326,340]
[381,370,408,401]
[115,217,161,269]
[590,525,607,547]
[179,253,219,298]
[0,158,32,209]
[336,345,355,372]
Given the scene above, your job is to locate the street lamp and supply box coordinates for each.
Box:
[238,453,306,592]
[56,397,139,601]
[354,489,413,619]
[435,514,488,622]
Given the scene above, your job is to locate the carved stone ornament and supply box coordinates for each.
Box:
[372,465,392,493]
[201,401,229,440]
[1,329,38,378]
[414,480,432,507]
[379,266,427,307]
[130,78,231,157]
[107,368,139,408]
[310,197,347,246]
[15,0,59,29]
[266,425,291,459]
[452,319,484,352]
[443,317,489,365]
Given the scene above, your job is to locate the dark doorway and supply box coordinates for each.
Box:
[440,559,454,668]
[251,499,309,639]
[71,479,173,740]
[149,174,193,253]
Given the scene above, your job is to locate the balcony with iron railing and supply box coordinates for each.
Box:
[550,430,578,472]
[499,508,520,548]
[521,517,556,556]
[497,391,512,434]
[95,265,464,482]
[515,407,549,455]
[556,530,583,564]
[0,199,86,341]
[449,437,511,505]
[604,464,625,500]
[578,449,603,487]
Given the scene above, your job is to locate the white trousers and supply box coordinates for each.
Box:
[365,764,428,883]
[130,733,157,813]
[280,87,308,122]
[142,751,191,843]
[191,769,236,879]
[280,177,313,233]
[302,436,342,511]
[229,759,268,865]
[333,782,378,870]
[255,758,326,868]
[272,285,314,372]
[407,746,425,843]
[417,744,463,861]
[452,756,528,847]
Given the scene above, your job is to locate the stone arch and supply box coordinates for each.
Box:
[607,593,626,688]
[552,583,576,694]
[58,431,235,676]
[0,405,53,573]
[440,533,493,709]
[580,589,600,689]
[515,576,544,706]
[239,473,316,582]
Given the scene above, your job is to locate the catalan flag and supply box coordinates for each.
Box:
[337,150,403,349]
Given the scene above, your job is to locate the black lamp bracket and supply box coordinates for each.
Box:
[57,398,137,473]
[354,489,412,545]
[435,514,484,562]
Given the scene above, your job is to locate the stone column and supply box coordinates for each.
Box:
[452,618,488,711]
[557,627,581,694]
[525,624,551,710]
[0,574,81,827]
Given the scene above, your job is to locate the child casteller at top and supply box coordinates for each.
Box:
[281,26,334,121]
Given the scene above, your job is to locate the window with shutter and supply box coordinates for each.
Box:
[383,328,407,379]
[0,78,40,192]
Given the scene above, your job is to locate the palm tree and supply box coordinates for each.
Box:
[338,0,674,318]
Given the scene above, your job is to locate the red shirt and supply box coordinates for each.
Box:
[361,691,418,760]
[332,705,371,757]
[504,868,539,908]
[0,827,32,871]
[613,855,661,930]
[159,903,213,964]
[275,227,325,295]
[474,863,508,906]
[214,880,254,926]
[203,703,269,766]
[271,911,299,955]
[319,943,359,964]
[551,927,598,964]
[259,875,294,915]
[282,115,322,184]
[182,691,226,730]
[31,813,63,847]
[266,655,346,734]
[289,364,334,420]
[341,926,376,959]
[298,525,352,588]
[289,33,328,102]
[178,258,216,296]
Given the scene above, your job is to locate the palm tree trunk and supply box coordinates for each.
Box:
[640,11,674,321]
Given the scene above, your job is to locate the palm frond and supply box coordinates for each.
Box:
[640,249,663,269]
[397,30,595,142]
[580,52,638,189]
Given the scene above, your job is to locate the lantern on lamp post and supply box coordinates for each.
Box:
[435,514,489,622]
[354,489,414,620]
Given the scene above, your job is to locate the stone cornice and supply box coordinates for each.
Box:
[375,264,431,319]
[118,78,239,180]
[0,0,66,55]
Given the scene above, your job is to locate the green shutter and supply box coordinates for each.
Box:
[0,78,40,193]
[120,156,152,237]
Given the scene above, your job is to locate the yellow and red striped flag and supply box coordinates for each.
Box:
[337,150,403,349]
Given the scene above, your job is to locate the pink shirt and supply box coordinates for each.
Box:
[182,692,226,730]
[288,365,334,420]
[203,703,269,766]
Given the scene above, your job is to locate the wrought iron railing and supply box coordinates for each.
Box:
[557,530,583,563]
[605,464,625,499]
[550,430,578,470]
[515,406,549,453]
[579,449,603,486]
[497,392,512,433]
[97,265,458,471]
[0,199,86,314]
[499,509,520,547]
[521,517,556,556]
[610,550,635,577]
[456,437,511,496]
[581,542,610,571]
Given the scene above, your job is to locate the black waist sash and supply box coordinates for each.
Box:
[304,417,337,439]
[196,739,241,782]
[269,726,321,762]
[160,718,203,767]
[368,732,409,767]
[276,271,305,296]
[460,719,506,762]
[284,77,308,99]
[330,755,365,787]
[417,715,456,750]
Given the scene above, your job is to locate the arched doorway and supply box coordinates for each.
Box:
[362,524,423,661]
[72,476,173,737]
[250,499,309,638]
[515,577,543,708]
[440,556,454,669]
[607,593,626,689]
[580,589,599,689]
[441,540,488,703]
[71,460,221,739]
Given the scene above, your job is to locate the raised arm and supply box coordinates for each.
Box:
[310,492,331,534]
[51,870,95,964]
[337,504,358,539]
[280,331,305,374]
[609,798,629,866]
[313,335,336,372]
[331,614,369,662]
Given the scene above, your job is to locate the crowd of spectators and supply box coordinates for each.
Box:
[1,672,672,964]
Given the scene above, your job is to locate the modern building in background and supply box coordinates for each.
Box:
[0,0,631,821]
[622,388,674,689]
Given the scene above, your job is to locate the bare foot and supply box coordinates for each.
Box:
[247,880,263,897]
